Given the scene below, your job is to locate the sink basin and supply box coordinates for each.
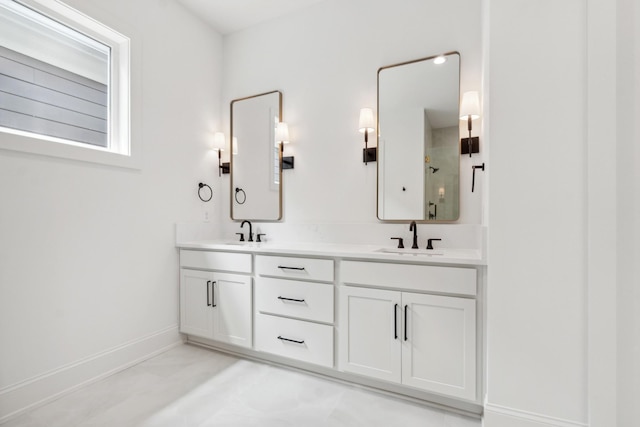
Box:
[376,248,444,256]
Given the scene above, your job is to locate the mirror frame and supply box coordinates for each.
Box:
[376,51,461,223]
[230,90,283,221]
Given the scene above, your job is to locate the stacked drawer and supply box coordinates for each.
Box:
[254,255,334,368]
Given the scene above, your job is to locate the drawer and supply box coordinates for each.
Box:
[255,313,334,368]
[256,255,334,282]
[341,261,476,297]
[255,277,334,323]
[180,250,252,273]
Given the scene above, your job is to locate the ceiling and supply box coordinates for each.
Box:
[175,0,328,35]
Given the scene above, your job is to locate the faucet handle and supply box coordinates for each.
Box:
[235,232,245,242]
[256,233,266,243]
[426,238,441,250]
[390,237,404,249]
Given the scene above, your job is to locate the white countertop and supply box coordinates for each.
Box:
[176,240,486,266]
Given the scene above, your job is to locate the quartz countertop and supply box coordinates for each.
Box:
[176,240,485,266]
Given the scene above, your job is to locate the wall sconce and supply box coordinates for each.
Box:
[275,122,294,169]
[359,108,376,164]
[220,136,236,175]
[213,132,226,176]
[459,91,481,157]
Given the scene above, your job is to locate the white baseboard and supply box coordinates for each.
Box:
[484,403,588,427]
[0,326,183,424]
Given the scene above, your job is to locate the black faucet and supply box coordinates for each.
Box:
[409,221,419,249]
[241,220,253,242]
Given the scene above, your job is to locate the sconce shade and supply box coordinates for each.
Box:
[275,122,289,144]
[358,108,375,133]
[459,91,480,120]
[232,137,238,155]
[213,132,225,151]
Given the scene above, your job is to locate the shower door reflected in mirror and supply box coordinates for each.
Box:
[231,91,282,220]
[377,52,460,221]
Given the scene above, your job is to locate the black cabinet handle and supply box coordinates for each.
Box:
[277,296,306,303]
[404,305,408,341]
[394,304,398,339]
[206,280,211,306]
[277,336,305,344]
[277,266,306,271]
[211,281,217,307]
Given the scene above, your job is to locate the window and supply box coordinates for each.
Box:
[0,0,135,167]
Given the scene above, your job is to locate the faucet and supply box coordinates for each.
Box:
[240,220,253,242]
[409,221,419,249]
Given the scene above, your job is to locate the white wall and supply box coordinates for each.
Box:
[616,0,640,425]
[484,0,637,426]
[0,0,222,420]
[216,0,483,243]
[485,0,588,425]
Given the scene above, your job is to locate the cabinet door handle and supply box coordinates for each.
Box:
[404,305,408,341]
[277,296,306,303]
[277,266,306,271]
[211,281,217,307]
[206,281,211,306]
[277,335,305,345]
[394,304,398,339]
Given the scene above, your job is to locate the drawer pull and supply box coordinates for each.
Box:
[277,296,306,303]
[206,281,211,307]
[277,335,305,345]
[277,266,306,271]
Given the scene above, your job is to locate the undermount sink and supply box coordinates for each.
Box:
[376,248,444,256]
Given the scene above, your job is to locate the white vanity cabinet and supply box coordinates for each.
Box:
[254,255,335,368]
[177,242,484,414]
[339,261,477,401]
[179,250,253,348]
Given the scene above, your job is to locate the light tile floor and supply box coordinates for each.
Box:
[3,344,480,427]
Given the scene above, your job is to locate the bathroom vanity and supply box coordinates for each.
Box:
[177,241,485,415]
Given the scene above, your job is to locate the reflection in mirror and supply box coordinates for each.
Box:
[231,91,282,220]
[377,52,460,221]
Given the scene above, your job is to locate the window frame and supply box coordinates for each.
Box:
[0,0,139,169]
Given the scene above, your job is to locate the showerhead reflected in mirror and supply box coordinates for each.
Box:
[377,52,460,221]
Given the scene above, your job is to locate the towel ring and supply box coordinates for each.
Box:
[198,182,212,202]
[235,187,246,205]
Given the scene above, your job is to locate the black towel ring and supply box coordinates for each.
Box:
[198,182,212,202]
[235,187,246,205]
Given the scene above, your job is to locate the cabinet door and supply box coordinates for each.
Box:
[401,293,476,400]
[212,272,253,348]
[339,286,401,383]
[180,269,215,339]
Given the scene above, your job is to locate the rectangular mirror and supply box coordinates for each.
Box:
[231,91,282,220]
[377,52,460,221]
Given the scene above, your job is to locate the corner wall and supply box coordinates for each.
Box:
[485,0,589,425]
[0,0,223,420]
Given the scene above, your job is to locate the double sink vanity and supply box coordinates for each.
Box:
[177,239,485,415]
[178,50,485,415]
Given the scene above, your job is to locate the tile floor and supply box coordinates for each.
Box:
[3,344,480,427]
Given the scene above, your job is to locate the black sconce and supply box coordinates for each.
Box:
[459,91,481,157]
[275,122,294,170]
[213,132,226,176]
[359,108,377,164]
